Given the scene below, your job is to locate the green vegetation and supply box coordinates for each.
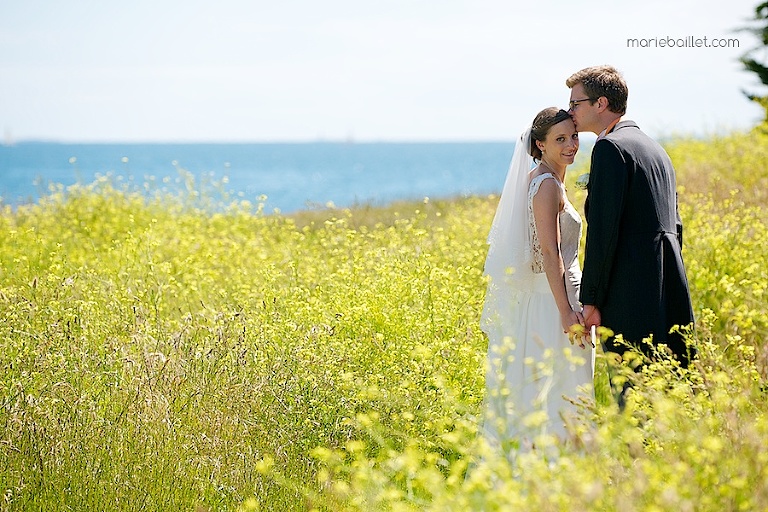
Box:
[2,128,768,511]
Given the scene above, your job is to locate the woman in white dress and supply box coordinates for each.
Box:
[481,107,595,452]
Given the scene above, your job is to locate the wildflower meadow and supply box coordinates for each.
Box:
[2,128,768,511]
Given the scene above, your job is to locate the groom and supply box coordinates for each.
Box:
[565,65,695,390]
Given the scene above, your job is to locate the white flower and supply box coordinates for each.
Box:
[575,173,590,190]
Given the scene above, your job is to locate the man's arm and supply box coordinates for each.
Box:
[580,140,628,308]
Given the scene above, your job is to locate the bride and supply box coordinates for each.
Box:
[481,107,595,452]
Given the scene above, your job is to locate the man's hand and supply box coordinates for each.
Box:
[582,305,601,330]
[582,305,601,348]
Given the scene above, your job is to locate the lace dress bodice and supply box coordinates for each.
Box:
[528,173,583,309]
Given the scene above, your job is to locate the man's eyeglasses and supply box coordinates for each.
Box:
[569,98,595,110]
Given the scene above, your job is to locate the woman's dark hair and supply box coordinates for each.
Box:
[529,107,572,161]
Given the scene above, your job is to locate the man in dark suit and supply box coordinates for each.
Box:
[565,66,695,394]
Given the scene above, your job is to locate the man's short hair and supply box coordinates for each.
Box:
[566,65,628,115]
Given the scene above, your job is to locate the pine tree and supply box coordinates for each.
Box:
[741,2,768,120]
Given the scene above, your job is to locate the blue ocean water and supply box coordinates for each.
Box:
[0,141,515,213]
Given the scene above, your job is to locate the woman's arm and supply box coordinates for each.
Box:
[532,178,585,344]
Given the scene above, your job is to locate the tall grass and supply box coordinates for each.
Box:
[1,128,767,511]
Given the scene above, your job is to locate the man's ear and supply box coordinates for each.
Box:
[596,96,609,113]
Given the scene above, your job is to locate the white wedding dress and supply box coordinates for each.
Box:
[481,172,595,451]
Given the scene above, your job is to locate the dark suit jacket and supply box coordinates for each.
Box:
[580,121,694,364]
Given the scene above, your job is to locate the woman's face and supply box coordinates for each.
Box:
[541,118,579,166]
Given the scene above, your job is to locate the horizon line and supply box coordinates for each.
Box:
[2,137,522,146]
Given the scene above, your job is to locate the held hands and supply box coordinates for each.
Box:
[563,305,599,349]
[561,309,590,349]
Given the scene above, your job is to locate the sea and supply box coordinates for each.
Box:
[0,141,516,213]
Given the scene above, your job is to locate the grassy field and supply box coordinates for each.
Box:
[1,128,768,511]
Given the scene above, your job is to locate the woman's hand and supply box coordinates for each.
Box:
[561,309,587,349]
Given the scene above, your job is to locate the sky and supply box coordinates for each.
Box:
[1,0,765,142]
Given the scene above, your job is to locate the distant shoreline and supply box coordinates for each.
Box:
[2,138,518,147]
